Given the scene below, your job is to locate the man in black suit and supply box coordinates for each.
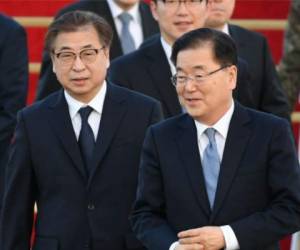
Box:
[131,28,300,250]
[205,0,290,120]
[108,0,254,118]
[0,14,28,210]
[0,11,162,250]
[36,0,159,100]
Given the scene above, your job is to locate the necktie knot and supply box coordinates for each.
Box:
[79,106,93,123]
[205,128,216,145]
[118,12,132,26]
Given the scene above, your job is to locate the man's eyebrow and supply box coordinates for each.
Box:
[55,44,95,52]
[176,65,206,71]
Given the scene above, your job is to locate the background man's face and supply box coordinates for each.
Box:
[150,0,209,44]
[205,0,236,29]
[51,25,110,103]
[175,44,236,125]
[113,0,139,10]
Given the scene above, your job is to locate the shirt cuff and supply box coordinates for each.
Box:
[220,225,240,250]
[169,241,179,250]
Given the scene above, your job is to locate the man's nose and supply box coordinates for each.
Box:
[72,55,86,71]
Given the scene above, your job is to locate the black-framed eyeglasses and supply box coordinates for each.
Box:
[171,65,231,87]
[159,0,204,9]
[53,46,106,65]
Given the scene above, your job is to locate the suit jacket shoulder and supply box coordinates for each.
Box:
[0,14,26,37]
[109,36,181,117]
[229,24,290,120]
[107,82,162,108]
[229,24,266,44]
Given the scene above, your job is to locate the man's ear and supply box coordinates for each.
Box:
[103,48,110,68]
[50,53,56,73]
[150,1,159,22]
[228,65,237,90]
[52,63,56,74]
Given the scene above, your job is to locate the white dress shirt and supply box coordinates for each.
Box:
[160,36,176,75]
[107,0,143,49]
[222,23,230,35]
[160,36,186,112]
[170,100,240,250]
[64,81,107,141]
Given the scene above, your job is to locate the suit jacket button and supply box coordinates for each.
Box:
[88,203,95,210]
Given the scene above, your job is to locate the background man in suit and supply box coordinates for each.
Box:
[131,28,300,250]
[0,11,162,250]
[0,14,28,211]
[278,0,300,113]
[205,0,290,120]
[108,0,254,118]
[36,0,159,100]
[277,2,300,249]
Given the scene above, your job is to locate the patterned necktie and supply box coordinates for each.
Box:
[202,128,220,208]
[118,12,136,54]
[78,106,95,176]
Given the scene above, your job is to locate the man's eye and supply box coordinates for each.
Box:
[59,53,73,58]
[195,75,204,81]
[177,76,187,82]
[82,50,96,56]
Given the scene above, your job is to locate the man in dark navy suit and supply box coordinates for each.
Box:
[131,28,300,250]
[0,14,28,211]
[36,0,159,100]
[0,11,162,250]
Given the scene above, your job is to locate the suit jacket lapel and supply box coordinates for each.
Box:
[176,115,211,216]
[87,83,127,187]
[145,37,182,116]
[229,24,246,54]
[211,102,252,221]
[99,0,123,59]
[47,90,87,181]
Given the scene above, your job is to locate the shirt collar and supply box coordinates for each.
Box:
[222,23,230,35]
[160,36,176,75]
[107,0,140,23]
[64,81,107,119]
[194,100,235,139]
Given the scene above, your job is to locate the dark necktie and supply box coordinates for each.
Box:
[78,106,95,176]
[118,12,136,54]
[202,128,220,208]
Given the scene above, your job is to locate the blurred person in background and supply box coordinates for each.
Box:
[278,0,300,114]
[205,0,290,120]
[0,13,28,212]
[278,2,300,249]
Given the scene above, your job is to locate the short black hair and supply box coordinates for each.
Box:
[45,10,113,52]
[171,28,238,67]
